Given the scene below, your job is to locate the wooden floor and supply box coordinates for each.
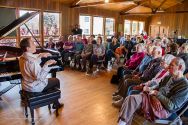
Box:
[0,69,119,125]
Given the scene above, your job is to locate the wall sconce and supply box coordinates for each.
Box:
[105,0,109,3]
[157,21,161,25]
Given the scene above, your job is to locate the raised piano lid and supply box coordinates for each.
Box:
[0,11,39,39]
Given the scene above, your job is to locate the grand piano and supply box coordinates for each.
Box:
[0,11,63,97]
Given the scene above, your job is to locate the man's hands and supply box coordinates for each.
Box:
[39,53,52,58]
[45,60,57,66]
[143,86,150,92]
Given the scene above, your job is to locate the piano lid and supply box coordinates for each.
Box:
[0,11,39,39]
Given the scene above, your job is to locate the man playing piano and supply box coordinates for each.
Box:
[19,37,63,108]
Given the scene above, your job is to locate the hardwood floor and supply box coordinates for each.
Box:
[0,69,119,125]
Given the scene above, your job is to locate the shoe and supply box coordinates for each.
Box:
[118,119,126,125]
[112,92,119,96]
[112,97,124,108]
[86,69,93,75]
[112,95,122,101]
[81,68,86,72]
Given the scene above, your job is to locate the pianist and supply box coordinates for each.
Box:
[19,37,63,108]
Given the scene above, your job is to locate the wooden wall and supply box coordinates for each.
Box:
[0,0,119,36]
[149,1,188,38]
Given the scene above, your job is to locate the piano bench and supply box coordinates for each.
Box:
[20,88,61,125]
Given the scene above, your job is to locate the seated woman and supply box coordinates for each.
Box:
[87,36,105,74]
[45,37,55,50]
[118,57,188,125]
[62,35,74,64]
[105,37,120,65]
[127,54,175,96]
[80,37,93,72]
[116,43,145,80]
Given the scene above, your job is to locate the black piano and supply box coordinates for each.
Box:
[0,11,63,97]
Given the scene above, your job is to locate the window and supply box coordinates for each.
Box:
[79,15,91,35]
[19,10,40,36]
[124,20,131,35]
[132,21,138,35]
[93,16,103,35]
[139,22,144,34]
[0,38,16,47]
[43,12,60,36]
[105,18,115,36]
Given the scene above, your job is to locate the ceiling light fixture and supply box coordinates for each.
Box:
[105,0,109,3]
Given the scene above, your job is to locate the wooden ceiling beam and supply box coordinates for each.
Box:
[120,0,149,14]
[120,10,188,15]
[71,0,82,6]
[70,0,134,8]
[153,0,167,13]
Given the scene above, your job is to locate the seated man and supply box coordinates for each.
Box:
[118,57,188,125]
[80,36,93,72]
[72,34,84,69]
[19,38,63,108]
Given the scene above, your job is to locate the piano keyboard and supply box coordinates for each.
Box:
[0,72,21,78]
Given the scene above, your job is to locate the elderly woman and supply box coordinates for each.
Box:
[105,37,120,63]
[116,43,145,80]
[87,36,105,74]
[62,35,74,64]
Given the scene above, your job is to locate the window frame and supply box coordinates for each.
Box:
[43,11,62,37]
[105,17,115,36]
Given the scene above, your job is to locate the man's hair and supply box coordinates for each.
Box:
[162,54,175,65]
[174,57,186,73]
[20,38,30,52]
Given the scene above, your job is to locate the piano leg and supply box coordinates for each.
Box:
[51,72,57,78]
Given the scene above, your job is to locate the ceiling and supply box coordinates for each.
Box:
[54,0,185,15]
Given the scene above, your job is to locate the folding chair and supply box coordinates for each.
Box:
[144,101,188,125]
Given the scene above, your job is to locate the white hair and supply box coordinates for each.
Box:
[175,57,186,73]
[136,43,145,50]
[162,54,176,65]
[154,46,162,56]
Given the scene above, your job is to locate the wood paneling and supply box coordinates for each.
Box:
[0,0,119,38]
[149,0,188,38]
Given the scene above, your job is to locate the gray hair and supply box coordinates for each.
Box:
[174,57,186,73]
[162,54,175,65]
[181,43,188,53]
